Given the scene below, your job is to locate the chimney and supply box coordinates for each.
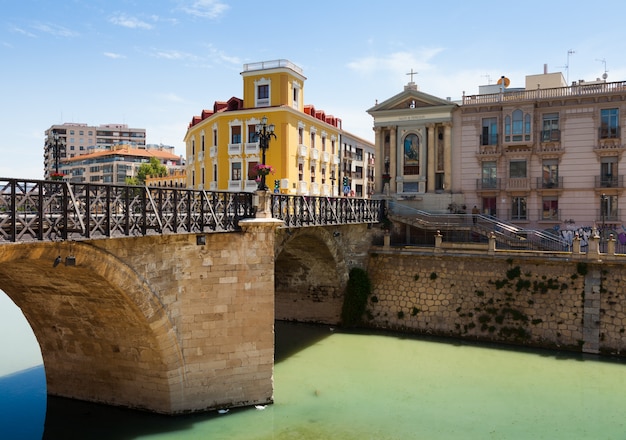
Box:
[544,64,548,74]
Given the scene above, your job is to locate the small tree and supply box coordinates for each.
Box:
[126,157,167,185]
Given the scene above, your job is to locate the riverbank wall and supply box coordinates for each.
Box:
[365,246,626,356]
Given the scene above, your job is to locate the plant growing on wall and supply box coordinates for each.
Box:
[341,267,372,327]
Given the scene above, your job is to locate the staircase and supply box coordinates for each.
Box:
[388,202,569,252]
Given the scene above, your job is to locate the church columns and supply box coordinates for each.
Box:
[443,122,452,191]
[389,127,397,193]
[375,127,384,194]
[427,123,436,193]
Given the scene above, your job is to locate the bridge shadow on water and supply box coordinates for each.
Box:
[42,320,332,440]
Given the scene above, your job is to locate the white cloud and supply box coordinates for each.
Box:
[179,0,229,19]
[104,52,126,59]
[109,14,153,30]
[152,49,199,61]
[31,22,78,38]
[347,49,444,79]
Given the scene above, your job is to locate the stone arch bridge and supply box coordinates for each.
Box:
[0,178,382,414]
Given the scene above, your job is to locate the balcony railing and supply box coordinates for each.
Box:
[596,209,621,223]
[541,129,561,142]
[595,175,623,188]
[538,208,561,221]
[535,176,563,189]
[506,177,530,191]
[599,126,621,140]
[476,178,501,191]
[480,133,498,146]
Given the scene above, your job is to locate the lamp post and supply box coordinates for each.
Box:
[255,116,276,191]
[47,130,65,179]
[330,169,336,196]
[601,193,608,244]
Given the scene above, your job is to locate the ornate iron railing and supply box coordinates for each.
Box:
[0,178,255,242]
[271,194,384,227]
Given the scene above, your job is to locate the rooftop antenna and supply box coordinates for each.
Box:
[596,58,609,81]
[482,73,492,84]
[561,49,575,84]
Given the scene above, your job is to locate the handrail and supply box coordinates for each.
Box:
[388,201,570,251]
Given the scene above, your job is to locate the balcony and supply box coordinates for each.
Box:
[476,178,501,192]
[595,174,624,189]
[595,128,624,158]
[321,151,330,163]
[228,143,242,155]
[228,180,243,191]
[538,208,561,222]
[310,182,320,196]
[506,177,530,192]
[245,142,259,155]
[310,148,320,162]
[297,181,308,195]
[476,144,501,159]
[535,176,563,191]
[209,146,217,158]
[297,144,308,157]
[596,208,621,223]
[244,179,258,192]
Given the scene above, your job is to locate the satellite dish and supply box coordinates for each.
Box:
[497,76,510,88]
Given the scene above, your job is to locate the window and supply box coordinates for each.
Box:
[201,167,205,185]
[481,161,497,188]
[601,195,618,221]
[293,86,299,108]
[298,127,304,145]
[248,125,258,143]
[213,164,217,181]
[213,129,217,146]
[542,197,559,220]
[600,108,619,138]
[542,160,559,187]
[201,134,205,152]
[247,161,259,180]
[322,136,326,152]
[505,109,531,142]
[256,83,269,107]
[481,118,498,145]
[231,162,242,180]
[542,113,560,141]
[511,197,527,220]
[192,139,195,155]
[311,165,316,183]
[231,126,241,144]
[298,163,303,181]
[601,158,618,187]
[310,132,315,149]
[509,160,527,178]
[331,139,336,155]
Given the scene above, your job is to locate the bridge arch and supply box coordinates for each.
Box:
[0,240,184,413]
[274,227,352,324]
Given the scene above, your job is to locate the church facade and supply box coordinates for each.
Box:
[367,79,459,212]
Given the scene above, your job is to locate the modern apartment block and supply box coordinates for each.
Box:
[184,59,374,196]
[62,144,183,184]
[44,123,146,179]
[340,133,375,197]
[455,68,626,236]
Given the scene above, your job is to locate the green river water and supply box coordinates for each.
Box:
[37,321,626,439]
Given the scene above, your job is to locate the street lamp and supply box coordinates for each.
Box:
[47,130,65,178]
[255,116,276,191]
[601,193,608,243]
[330,168,336,196]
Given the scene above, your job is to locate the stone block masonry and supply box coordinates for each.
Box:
[366,251,626,356]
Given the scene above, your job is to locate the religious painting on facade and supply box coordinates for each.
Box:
[403,133,419,175]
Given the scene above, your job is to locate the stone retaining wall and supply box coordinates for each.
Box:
[365,250,626,356]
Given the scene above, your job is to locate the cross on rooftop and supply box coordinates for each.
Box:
[406,68,418,83]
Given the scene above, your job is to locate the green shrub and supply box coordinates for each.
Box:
[341,267,372,327]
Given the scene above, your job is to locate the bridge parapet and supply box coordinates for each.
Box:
[0,178,254,242]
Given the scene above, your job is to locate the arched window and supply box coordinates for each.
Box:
[505,109,531,142]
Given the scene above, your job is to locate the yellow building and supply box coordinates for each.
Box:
[184,59,349,196]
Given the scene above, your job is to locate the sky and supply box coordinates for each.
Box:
[3,0,626,371]
[3,0,626,180]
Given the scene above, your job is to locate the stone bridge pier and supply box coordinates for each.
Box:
[0,218,281,414]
